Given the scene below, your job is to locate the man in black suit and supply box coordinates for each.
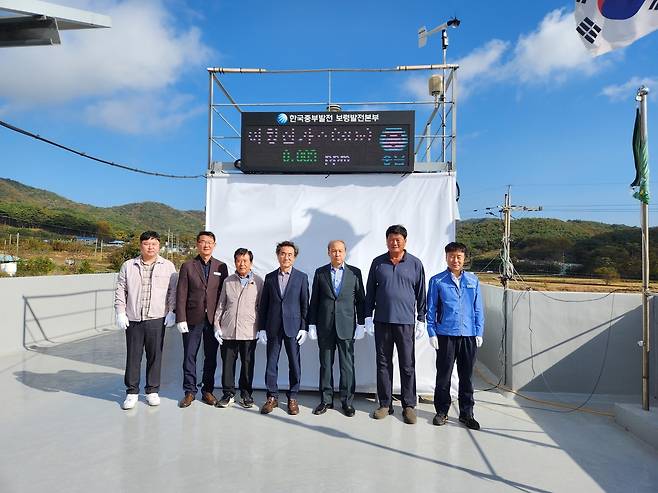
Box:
[258,241,309,415]
[308,240,366,417]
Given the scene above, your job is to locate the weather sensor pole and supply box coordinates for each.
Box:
[418,17,460,164]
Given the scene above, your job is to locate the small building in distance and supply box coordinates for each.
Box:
[0,255,17,277]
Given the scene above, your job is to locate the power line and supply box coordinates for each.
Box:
[0,119,204,180]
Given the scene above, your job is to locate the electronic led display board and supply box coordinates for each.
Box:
[240,111,414,173]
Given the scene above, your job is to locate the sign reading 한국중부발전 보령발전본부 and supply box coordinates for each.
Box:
[239,111,415,174]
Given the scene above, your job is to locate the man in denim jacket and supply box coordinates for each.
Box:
[426,242,484,430]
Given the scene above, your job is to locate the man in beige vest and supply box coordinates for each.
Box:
[213,248,264,408]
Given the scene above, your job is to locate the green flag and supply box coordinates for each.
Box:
[631,108,650,204]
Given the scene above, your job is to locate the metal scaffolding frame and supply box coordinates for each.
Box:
[206,64,459,174]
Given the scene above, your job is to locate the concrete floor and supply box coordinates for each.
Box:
[1,330,657,493]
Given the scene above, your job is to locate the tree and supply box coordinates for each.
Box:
[77,260,94,274]
[593,266,620,285]
[17,256,55,276]
[108,240,141,271]
[96,221,114,242]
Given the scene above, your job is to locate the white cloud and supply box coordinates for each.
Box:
[402,9,607,100]
[0,0,214,133]
[458,39,509,83]
[403,39,509,101]
[601,77,658,102]
[402,76,429,101]
[507,8,601,83]
[85,92,204,134]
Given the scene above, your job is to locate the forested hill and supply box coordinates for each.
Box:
[0,178,204,240]
[1,177,654,278]
[457,218,657,279]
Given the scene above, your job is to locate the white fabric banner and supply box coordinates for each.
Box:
[206,172,458,394]
[575,0,658,56]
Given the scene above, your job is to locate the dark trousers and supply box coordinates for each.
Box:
[182,319,219,394]
[374,322,417,408]
[434,335,477,417]
[124,318,165,394]
[265,330,301,400]
[220,339,257,398]
[318,332,355,406]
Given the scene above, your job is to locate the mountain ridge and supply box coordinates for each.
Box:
[0,177,204,239]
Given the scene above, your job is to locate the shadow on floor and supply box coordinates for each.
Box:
[14,369,125,404]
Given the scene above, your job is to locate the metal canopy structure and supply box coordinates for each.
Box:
[206,64,459,175]
[0,0,111,47]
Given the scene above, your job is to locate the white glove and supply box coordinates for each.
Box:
[164,311,176,328]
[354,324,365,340]
[415,321,426,340]
[214,327,224,345]
[296,330,307,346]
[429,336,439,350]
[257,330,268,345]
[364,317,375,336]
[116,312,129,331]
[308,325,318,340]
[177,321,189,334]
[475,336,483,348]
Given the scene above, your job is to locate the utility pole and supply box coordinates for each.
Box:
[15,232,19,257]
[498,186,542,386]
[499,186,543,287]
[167,229,172,261]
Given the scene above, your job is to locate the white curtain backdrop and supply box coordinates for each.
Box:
[206,172,459,395]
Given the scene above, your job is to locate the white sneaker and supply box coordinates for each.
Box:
[145,393,161,406]
[122,394,138,410]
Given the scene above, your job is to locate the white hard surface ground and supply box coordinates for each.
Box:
[1,329,657,493]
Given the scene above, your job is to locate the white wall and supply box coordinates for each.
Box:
[0,273,116,357]
[0,273,442,393]
[479,284,658,397]
[5,274,654,397]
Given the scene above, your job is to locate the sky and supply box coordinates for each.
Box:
[1,0,658,226]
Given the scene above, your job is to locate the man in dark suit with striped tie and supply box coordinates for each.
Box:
[308,240,366,417]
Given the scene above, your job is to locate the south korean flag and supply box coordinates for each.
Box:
[575,0,658,56]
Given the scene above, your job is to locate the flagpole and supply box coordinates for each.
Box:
[637,85,650,411]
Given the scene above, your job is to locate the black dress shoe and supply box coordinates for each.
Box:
[312,402,333,415]
[342,404,356,417]
[459,415,480,430]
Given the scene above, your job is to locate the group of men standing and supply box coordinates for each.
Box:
[114,225,484,429]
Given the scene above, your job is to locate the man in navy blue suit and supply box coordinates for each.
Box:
[258,241,309,415]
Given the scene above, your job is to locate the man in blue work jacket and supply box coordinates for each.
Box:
[426,241,484,430]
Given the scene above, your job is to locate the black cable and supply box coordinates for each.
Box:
[526,289,616,413]
[512,269,624,302]
[0,119,204,180]
[478,268,620,413]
